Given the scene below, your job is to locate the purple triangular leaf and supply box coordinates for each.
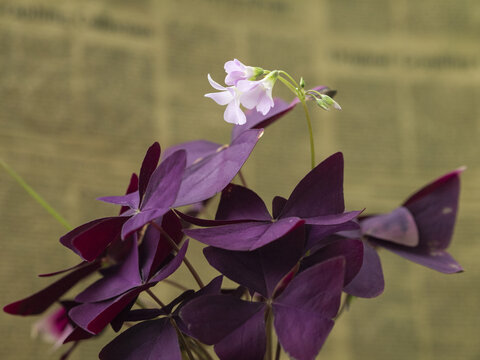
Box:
[140,211,183,280]
[120,173,139,215]
[60,216,127,262]
[344,241,384,298]
[99,318,181,360]
[175,209,248,227]
[273,257,345,360]
[185,217,303,251]
[4,261,100,316]
[304,210,362,225]
[150,240,189,283]
[75,238,142,303]
[216,184,272,221]
[204,226,305,298]
[69,286,148,334]
[97,192,140,210]
[164,140,223,167]
[38,261,88,277]
[305,221,359,252]
[403,168,463,251]
[360,207,419,247]
[280,152,345,219]
[121,207,169,240]
[173,129,263,207]
[138,142,161,202]
[272,196,287,219]
[180,294,265,349]
[142,149,186,211]
[301,238,363,286]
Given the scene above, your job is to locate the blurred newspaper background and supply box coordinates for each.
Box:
[1,0,479,359]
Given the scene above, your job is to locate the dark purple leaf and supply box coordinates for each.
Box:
[120,173,139,215]
[305,221,359,252]
[216,184,271,221]
[60,216,127,262]
[75,238,142,303]
[301,238,363,286]
[4,261,100,316]
[99,318,181,360]
[204,226,305,298]
[273,257,345,360]
[164,140,223,167]
[173,129,264,207]
[121,207,169,240]
[185,217,304,251]
[360,207,419,247]
[272,196,287,219]
[279,152,345,219]
[138,142,161,202]
[180,294,266,360]
[344,242,384,298]
[150,240,189,282]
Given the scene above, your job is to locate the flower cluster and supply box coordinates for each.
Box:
[4,60,464,360]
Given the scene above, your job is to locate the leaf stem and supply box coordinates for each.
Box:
[274,339,281,360]
[238,170,248,188]
[300,99,316,169]
[265,305,273,360]
[0,158,72,230]
[150,221,205,288]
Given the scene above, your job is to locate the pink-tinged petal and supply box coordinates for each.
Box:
[205,90,234,106]
[163,140,222,167]
[142,149,186,211]
[304,210,362,225]
[207,73,227,91]
[255,89,274,115]
[3,262,100,316]
[99,318,181,360]
[280,152,345,219]
[185,217,303,251]
[344,242,384,298]
[238,81,264,110]
[63,217,127,262]
[138,142,161,202]
[120,174,139,215]
[150,240,189,283]
[173,129,263,207]
[180,294,266,360]
[204,226,305,298]
[224,99,246,125]
[139,211,183,280]
[97,192,139,210]
[273,258,345,360]
[216,184,272,221]
[361,207,419,247]
[121,208,169,240]
[69,286,148,334]
[403,168,463,250]
[75,238,141,303]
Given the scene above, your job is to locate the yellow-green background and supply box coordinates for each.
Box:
[1,1,479,359]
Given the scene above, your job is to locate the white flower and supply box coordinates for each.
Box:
[205,74,246,125]
[237,71,278,115]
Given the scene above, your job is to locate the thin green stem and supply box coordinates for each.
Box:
[189,338,214,360]
[0,158,72,230]
[151,221,205,288]
[278,76,299,97]
[238,170,248,188]
[299,100,316,169]
[172,319,195,360]
[278,70,300,88]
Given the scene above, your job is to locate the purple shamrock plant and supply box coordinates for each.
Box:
[3,59,464,360]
